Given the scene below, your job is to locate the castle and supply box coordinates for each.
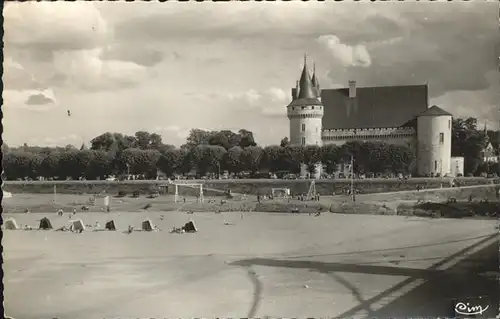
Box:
[287,56,461,177]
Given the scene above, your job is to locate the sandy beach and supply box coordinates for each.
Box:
[4,210,498,318]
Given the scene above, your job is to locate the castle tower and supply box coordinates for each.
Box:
[287,55,324,147]
[416,105,453,176]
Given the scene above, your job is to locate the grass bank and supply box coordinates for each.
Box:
[329,184,500,218]
[3,177,496,196]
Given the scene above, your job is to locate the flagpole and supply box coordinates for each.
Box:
[350,156,355,202]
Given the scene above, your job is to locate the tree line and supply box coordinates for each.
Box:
[2,118,499,181]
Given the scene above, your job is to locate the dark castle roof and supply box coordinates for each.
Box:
[292,84,429,129]
[297,58,317,99]
[418,105,452,117]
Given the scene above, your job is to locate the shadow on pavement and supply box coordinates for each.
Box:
[231,233,499,318]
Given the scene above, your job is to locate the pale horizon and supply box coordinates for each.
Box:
[3,1,499,148]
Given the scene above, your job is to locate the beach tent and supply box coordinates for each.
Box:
[105,220,116,231]
[4,218,19,230]
[72,219,86,232]
[183,220,197,233]
[3,190,12,199]
[142,219,154,231]
[39,217,53,230]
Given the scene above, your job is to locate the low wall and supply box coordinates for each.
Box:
[3,177,496,196]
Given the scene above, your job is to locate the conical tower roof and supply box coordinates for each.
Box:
[311,63,320,96]
[298,55,316,99]
[417,105,452,117]
[312,64,319,90]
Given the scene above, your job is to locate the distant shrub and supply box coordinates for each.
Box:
[132,191,140,198]
[148,185,159,193]
[117,190,126,197]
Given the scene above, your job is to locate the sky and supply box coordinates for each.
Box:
[3,1,499,148]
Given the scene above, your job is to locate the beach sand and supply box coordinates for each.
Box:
[4,209,498,319]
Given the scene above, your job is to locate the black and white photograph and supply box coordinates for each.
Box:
[2,1,499,318]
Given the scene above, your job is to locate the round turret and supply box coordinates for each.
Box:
[287,56,324,147]
[416,105,452,176]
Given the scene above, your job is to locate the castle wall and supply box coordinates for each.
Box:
[417,115,452,176]
[321,127,416,148]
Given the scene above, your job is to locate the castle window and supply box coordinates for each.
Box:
[302,123,306,132]
[312,106,315,110]
[448,120,451,129]
[434,161,438,171]
[301,137,306,145]
[316,126,318,133]
[439,133,444,144]
[292,107,295,110]
[301,106,305,110]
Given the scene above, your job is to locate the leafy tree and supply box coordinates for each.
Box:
[320,144,341,175]
[177,148,194,175]
[149,133,164,149]
[134,131,151,150]
[388,144,415,174]
[209,130,241,150]
[225,146,244,173]
[1,142,9,154]
[452,118,488,175]
[339,141,364,172]
[3,152,35,180]
[191,145,226,176]
[486,129,500,155]
[90,133,116,152]
[158,149,183,177]
[241,146,264,174]
[40,152,62,179]
[262,145,282,173]
[364,142,390,174]
[238,129,257,148]
[86,150,113,179]
[59,151,81,179]
[184,128,257,150]
[303,145,322,175]
[118,134,138,151]
[28,154,44,179]
[280,137,290,148]
[279,145,303,173]
[184,129,216,149]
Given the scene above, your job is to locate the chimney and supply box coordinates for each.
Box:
[348,80,356,98]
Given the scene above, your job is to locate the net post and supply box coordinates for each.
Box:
[174,184,179,203]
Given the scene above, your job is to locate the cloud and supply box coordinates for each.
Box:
[25,93,55,105]
[27,134,79,148]
[2,1,498,148]
[50,49,149,91]
[4,2,110,54]
[4,2,147,92]
[325,2,499,100]
[3,57,42,90]
[317,35,371,68]
[100,44,167,67]
[226,88,290,117]
[4,88,58,111]
[104,2,389,42]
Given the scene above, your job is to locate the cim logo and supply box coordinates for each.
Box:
[454,300,490,316]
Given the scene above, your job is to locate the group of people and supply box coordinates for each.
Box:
[57,208,77,217]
